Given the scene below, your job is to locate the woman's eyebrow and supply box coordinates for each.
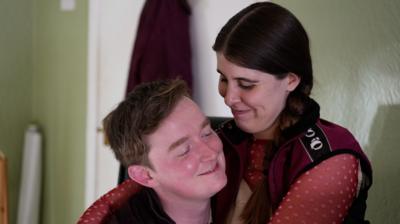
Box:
[217,70,258,83]
[236,77,258,83]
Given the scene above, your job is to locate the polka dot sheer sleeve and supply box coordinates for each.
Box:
[77,179,141,224]
[269,153,359,224]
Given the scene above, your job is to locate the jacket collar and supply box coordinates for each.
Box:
[218,97,320,146]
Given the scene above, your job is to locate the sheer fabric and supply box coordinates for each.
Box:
[269,153,359,224]
[244,139,273,190]
[77,179,140,224]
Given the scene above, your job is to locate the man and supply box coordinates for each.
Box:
[103,79,227,224]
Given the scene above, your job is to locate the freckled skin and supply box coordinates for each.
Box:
[146,97,227,202]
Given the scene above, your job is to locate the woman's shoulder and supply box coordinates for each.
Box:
[316,118,360,148]
[278,118,364,166]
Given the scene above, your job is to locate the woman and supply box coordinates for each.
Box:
[212,2,372,224]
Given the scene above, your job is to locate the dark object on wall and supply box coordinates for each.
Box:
[125,0,193,95]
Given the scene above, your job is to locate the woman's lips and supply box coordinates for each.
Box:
[231,109,250,119]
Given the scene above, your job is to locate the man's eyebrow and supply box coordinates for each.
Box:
[168,136,189,152]
[168,118,210,152]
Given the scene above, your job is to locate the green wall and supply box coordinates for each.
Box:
[1,0,87,223]
[0,0,33,223]
[275,0,400,223]
[2,0,400,223]
[32,0,88,223]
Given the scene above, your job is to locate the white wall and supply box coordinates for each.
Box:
[87,0,258,204]
[190,0,257,117]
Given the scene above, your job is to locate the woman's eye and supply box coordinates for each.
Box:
[219,76,227,83]
[238,82,254,89]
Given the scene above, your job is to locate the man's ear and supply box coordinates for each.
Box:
[127,165,158,188]
[286,72,301,91]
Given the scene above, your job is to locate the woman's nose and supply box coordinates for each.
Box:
[224,86,240,106]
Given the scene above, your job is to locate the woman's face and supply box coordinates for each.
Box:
[217,53,299,139]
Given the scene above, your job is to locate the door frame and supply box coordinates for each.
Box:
[85,0,99,207]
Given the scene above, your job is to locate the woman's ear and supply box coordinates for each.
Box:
[286,72,301,91]
[127,165,158,188]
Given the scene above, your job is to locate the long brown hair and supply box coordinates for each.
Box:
[213,2,313,223]
[240,177,271,224]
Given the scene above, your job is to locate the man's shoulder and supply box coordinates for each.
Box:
[108,188,174,224]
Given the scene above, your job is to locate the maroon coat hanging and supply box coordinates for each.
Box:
[126,0,192,94]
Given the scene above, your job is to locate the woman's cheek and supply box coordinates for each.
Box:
[218,83,227,97]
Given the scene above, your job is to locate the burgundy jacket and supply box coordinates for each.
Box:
[125,0,192,95]
[212,99,372,224]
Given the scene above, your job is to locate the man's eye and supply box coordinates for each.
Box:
[202,131,213,138]
[177,146,190,157]
[202,125,215,138]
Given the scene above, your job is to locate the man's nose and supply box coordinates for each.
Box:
[198,141,218,161]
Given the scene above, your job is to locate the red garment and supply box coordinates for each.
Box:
[213,99,372,224]
[126,0,192,94]
[77,179,141,224]
[269,153,359,223]
[243,140,360,223]
[244,139,273,190]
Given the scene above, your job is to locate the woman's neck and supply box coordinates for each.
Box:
[253,119,279,140]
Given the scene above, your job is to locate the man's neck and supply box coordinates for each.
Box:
[159,195,211,224]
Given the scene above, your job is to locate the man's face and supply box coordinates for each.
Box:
[146,97,227,202]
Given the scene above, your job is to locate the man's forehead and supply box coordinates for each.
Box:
[162,97,202,125]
